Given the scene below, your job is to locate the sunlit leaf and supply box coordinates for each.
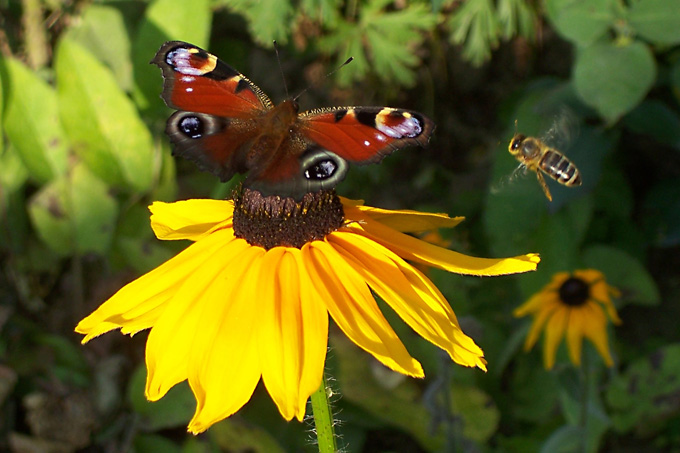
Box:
[1,57,69,183]
[27,163,118,256]
[133,0,212,113]
[69,163,118,255]
[64,4,133,91]
[220,0,293,45]
[56,38,155,192]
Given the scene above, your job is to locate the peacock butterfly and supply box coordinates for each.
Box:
[151,41,435,199]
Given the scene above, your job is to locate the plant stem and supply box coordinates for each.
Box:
[579,354,590,453]
[311,374,337,453]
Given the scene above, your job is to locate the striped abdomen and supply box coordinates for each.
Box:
[539,149,582,187]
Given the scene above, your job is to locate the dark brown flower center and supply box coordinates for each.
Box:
[558,277,590,306]
[232,187,345,250]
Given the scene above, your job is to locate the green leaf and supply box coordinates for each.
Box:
[127,365,195,431]
[209,418,286,453]
[573,41,656,123]
[133,434,182,453]
[55,38,155,193]
[0,63,3,155]
[133,0,212,113]
[623,100,680,148]
[0,147,29,251]
[672,58,680,104]
[0,144,29,192]
[582,245,660,306]
[544,0,616,46]
[642,178,680,247]
[332,331,499,447]
[629,0,680,45]
[607,344,680,434]
[27,163,118,256]
[448,0,500,66]
[497,0,537,39]
[64,4,133,91]
[69,163,118,254]
[221,0,293,45]
[28,177,73,255]
[319,0,435,87]
[0,57,69,183]
[300,0,342,25]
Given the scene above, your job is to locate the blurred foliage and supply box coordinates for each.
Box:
[0,0,679,452]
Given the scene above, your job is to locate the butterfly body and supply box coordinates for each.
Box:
[152,41,435,199]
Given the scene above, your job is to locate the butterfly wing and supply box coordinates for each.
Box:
[152,41,273,180]
[152,41,272,116]
[297,106,435,164]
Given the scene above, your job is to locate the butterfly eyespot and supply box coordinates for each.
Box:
[304,159,339,181]
[178,115,204,139]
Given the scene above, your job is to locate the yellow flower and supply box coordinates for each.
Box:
[514,269,622,370]
[76,189,539,433]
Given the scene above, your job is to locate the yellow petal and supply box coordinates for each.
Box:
[565,308,584,366]
[589,279,623,325]
[582,302,615,367]
[304,240,424,378]
[145,232,250,402]
[522,298,560,351]
[543,306,569,369]
[76,229,237,342]
[351,215,540,276]
[187,244,264,433]
[343,203,465,233]
[329,232,485,370]
[258,248,329,422]
[150,199,234,241]
[514,290,559,318]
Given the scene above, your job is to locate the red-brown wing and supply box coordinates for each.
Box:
[165,112,259,182]
[151,41,272,118]
[246,136,349,199]
[297,107,435,163]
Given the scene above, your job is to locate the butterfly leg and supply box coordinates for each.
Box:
[536,171,553,202]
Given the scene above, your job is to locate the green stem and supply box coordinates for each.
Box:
[579,354,590,453]
[310,374,337,453]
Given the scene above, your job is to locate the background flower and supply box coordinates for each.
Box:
[514,269,621,370]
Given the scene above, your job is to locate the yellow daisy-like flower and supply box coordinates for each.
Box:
[514,269,622,370]
[77,189,539,433]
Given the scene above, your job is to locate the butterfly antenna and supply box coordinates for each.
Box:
[293,57,354,102]
[273,40,290,98]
